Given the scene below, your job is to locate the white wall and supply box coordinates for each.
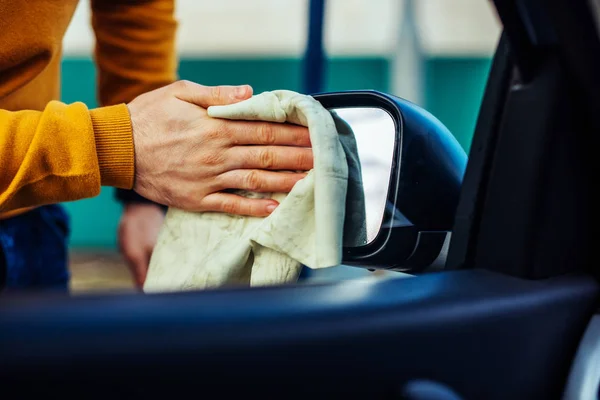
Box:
[416,0,502,56]
[63,0,501,58]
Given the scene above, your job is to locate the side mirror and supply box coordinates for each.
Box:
[313,90,467,272]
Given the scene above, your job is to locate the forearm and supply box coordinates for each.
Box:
[91,0,177,106]
[0,102,133,212]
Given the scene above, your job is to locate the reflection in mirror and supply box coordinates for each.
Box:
[331,107,395,247]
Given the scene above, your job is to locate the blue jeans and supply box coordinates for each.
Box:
[0,205,70,292]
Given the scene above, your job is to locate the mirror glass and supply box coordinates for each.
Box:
[331,107,395,247]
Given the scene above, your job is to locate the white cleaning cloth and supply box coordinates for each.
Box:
[144,90,363,292]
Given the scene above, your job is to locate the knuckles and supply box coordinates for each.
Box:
[258,123,276,144]
[296,149,313,169]
[199,151,225,167]
[258,148,275,169]
[202,120,228,142]
[210,86,223,102]
[244,170,263,191]
[221,197,240,214]
[171,80,195,92]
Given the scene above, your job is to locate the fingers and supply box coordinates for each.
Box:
[226,146,313,171]
[217,169,307,193]
[121,247,149,289]
[136,251,151,288]
[199,192,280,217]
[171,80,253,107]
[133,258,150,289]
[229,121,311,147]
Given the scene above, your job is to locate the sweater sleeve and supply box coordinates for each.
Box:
[90,0,176,207]
[0,102,134,213]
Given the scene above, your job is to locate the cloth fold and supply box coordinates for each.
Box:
[144,90,365,292]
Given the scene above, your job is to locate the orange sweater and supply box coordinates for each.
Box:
[0,0,177,218]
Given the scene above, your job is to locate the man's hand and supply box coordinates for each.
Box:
[118,203,165,288]
[128,80,313,217]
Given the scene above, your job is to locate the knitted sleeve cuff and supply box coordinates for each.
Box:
[90,104,135,189]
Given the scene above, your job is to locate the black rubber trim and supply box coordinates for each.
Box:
[446,34,512,270]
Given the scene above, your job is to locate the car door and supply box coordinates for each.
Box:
[0,1,597,399]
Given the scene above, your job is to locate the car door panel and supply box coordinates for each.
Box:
[1,270,597,399]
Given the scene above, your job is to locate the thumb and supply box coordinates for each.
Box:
[172,80,253,108]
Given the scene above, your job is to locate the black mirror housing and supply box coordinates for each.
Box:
[313,90,467,272]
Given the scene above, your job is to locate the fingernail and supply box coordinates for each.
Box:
[266,203,277,213]
[234,86,248,99]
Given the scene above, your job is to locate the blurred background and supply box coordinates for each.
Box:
[62,0,501,293]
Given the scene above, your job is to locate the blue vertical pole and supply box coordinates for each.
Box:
[303,0,327,95]
[299,0,327,281]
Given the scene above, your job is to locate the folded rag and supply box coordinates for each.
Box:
[144,90,365,292]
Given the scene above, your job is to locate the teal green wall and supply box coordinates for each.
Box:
[424,58,492,152]
[60,56,490,248]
